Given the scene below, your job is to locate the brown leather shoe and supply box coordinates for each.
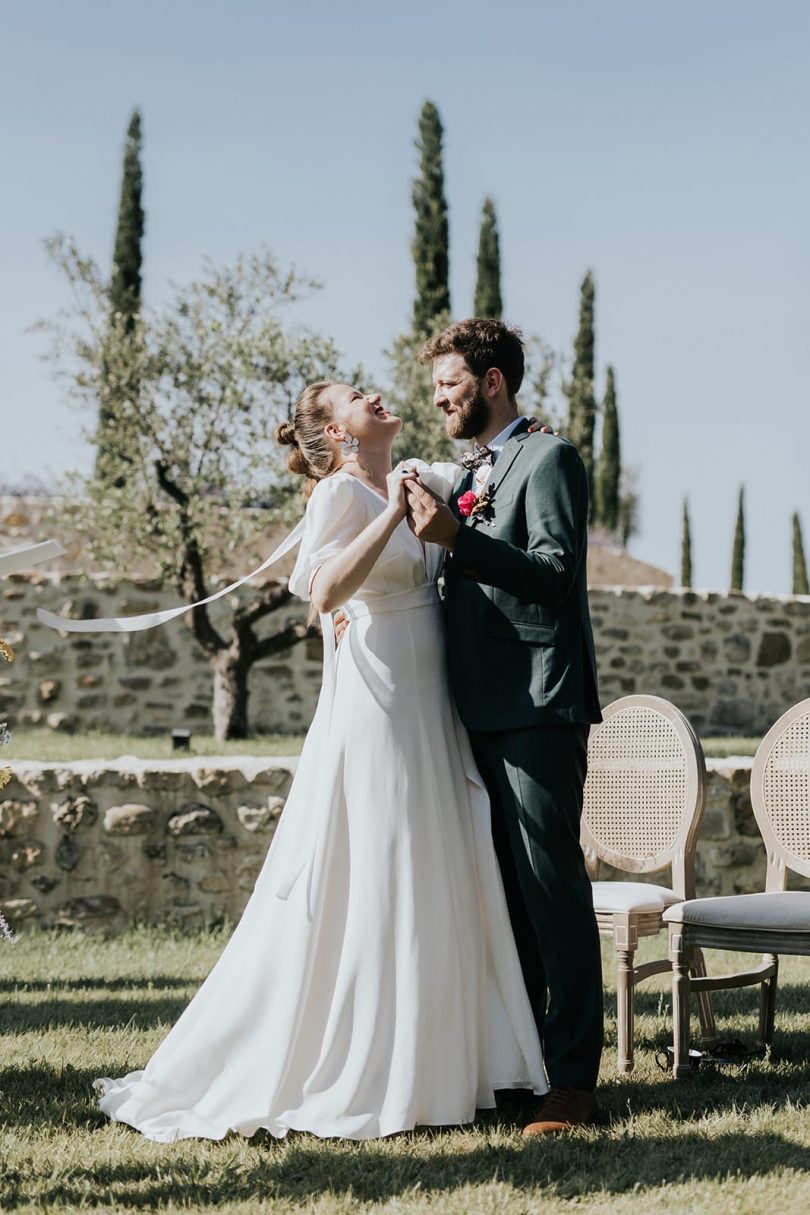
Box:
[522,1087,599,1137]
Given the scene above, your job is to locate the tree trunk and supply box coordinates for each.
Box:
[211,648,251,741]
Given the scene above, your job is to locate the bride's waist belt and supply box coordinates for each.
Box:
[344,584,440,621]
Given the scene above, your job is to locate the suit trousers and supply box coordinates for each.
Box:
[470,723,604,1090]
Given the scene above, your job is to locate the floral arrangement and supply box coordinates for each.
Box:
[1,637,15,941]
[457,484,496,522]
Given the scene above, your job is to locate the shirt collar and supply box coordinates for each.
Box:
[484,416,525,460]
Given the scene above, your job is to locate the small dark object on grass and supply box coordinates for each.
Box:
[171,728,192,752]
[657,1038,767,1073]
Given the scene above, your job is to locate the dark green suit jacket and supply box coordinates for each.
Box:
[443,420,601,732]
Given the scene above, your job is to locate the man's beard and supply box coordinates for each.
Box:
[443,380,490,441]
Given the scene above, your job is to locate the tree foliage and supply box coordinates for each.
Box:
[97,109,146,489]
[681,497,693,588]
[792,511,809,596]
[730,485,746,592]
[474,197,502,318]
[40,237,350,738]
[388,319,456,465]
[411,101,450,337]
[566,270,597,515]
[595,365,620,532]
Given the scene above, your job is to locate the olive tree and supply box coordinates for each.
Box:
[40,237,351,739]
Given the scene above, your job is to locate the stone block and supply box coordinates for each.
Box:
[0,799,39,838]
[53,894,123,929]
[167,804,223,837]
[104,803,159,836]
[54,836,81,871]
[52,795,97,832]
[197,870,229,894]
[46,712,79,733]
[700,808,731,840]
[30,873,59,894]
[38,678,61,704]
[176,842,212,863]
[7,839,44,872]
[237,798,285,832]
[0,897,39,922]
[757,632,791,667]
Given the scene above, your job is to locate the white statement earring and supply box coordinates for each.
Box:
[339,432,360,457]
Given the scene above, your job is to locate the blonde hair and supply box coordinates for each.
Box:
[275,381,339,498]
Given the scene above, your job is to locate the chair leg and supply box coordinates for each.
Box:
[758,953,779,1050]
[616,946,636,1074]
[669,929,692,1078]
[689,946,717,1046]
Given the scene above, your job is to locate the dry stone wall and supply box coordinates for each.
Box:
[1,577,808,739]
[0,758,296,932]
[3,756,807,935]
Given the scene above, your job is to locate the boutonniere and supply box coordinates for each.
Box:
[457,483,496,523]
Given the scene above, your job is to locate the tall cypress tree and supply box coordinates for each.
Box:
[730,485,745,592]
[474,196,502,318]
[681,497,693,588]
[97,109,145,486]
[792,512,809,595]
[567,270,597,516]
[411,101,450,336]
[595,365,620,531]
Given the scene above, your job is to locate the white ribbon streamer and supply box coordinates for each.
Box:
[36,519,307,634]
[0,540,66,576]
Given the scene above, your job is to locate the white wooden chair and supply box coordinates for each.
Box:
[582,695,716,1072]
[665,698,810,1077]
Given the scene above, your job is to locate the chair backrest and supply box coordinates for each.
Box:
[581,695,706,898]
[751,698,810,891]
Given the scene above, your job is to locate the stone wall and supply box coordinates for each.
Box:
[1,576,808,739]
[0,758,296,932]
[1,573,322,736]
[1,756,806,935]
[591,588,810,735]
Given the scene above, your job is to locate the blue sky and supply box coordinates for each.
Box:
[2,0,809,592]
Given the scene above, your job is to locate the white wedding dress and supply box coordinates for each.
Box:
[95,467,547,1141]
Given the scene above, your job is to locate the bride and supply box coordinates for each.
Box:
[95,381,547,1141]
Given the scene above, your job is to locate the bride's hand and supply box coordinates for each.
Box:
[385,463,418,521]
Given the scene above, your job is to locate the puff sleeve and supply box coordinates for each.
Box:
[288,476,369,601]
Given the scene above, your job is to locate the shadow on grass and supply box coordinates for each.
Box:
[0,976,198,994]
[0,995,193,1034]
[629,980,810,1020]
[6,1130,810,1208]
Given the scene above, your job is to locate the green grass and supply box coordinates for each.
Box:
[0,929,808,1214]
[5,731,759,763]
[3,731,306,762]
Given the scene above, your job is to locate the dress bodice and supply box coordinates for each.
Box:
[288,465,457,611]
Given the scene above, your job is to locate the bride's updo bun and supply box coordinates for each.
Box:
[275,381,339,496]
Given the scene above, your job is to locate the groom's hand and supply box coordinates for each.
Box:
[404,479,460,550]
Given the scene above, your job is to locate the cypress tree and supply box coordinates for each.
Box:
[595,365,620,531]
[681,497,693,588]
[567,270,597,516]
[110,110,144,329]
[730,485,745,592]
[411,100,450,336]
[97,109,145,487]
[792,512,809,595]
[474,196,502,318]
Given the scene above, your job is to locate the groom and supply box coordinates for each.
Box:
[404,318,604,1136]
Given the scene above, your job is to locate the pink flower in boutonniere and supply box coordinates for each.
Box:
[458,484,497,522]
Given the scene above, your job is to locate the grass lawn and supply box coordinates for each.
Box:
[2,731,306,763]
[0,929,808,1214]
[4,731,758,763]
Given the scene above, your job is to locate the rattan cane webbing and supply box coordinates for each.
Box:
[584,706,688,860]
[761,709,810,863]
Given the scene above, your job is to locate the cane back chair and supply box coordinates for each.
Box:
[665,698,810,1077]
[582,695,716,1072]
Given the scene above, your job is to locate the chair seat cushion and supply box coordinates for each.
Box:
[663,891,810,932]
[591,881,681,914]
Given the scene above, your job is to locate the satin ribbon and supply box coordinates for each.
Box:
[36,520,307,634]
[0,540,66,577]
